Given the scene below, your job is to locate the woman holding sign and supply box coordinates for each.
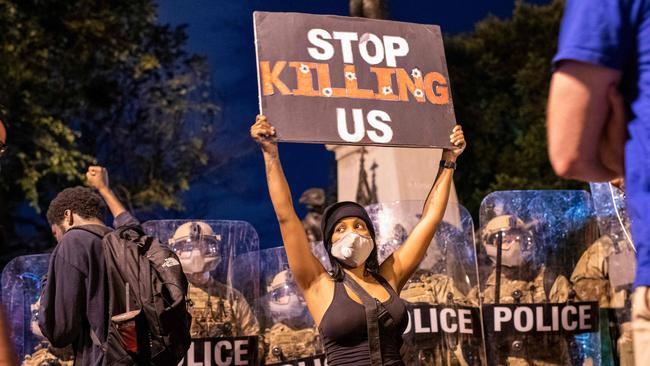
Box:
[251,114,465,365]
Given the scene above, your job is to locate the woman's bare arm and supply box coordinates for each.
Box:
[381,125,466,291]
[251,115,326,291]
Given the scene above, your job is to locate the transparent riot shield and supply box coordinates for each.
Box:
[366,201,483,366]
[142,220,261,365]
[588,183,636,366]
[1,254,75,365]
[255,246,325,366]
[478,190,606,366]
[310,241,332,272]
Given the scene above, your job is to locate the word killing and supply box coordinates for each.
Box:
[260,30,449,105]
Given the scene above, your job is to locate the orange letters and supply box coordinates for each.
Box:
[260,60,449,105]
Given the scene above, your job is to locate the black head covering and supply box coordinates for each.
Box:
[320,201,379,281]
[321,201,376,250]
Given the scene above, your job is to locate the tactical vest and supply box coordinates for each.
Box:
[187,284,237,338]
[263,323,322,363]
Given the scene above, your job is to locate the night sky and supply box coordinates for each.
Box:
[154,0,551,248]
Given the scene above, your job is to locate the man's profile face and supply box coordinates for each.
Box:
[51,224,65,243]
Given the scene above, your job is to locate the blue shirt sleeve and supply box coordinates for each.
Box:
[553,0,637,70]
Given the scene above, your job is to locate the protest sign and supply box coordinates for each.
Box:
[254,12,456,147]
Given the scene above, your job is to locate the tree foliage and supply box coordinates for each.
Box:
[0,0,218,244]
[445,0,585,218]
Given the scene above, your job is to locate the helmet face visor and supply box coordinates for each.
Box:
[269,283,303,305]
[171,235,221,259]
[486,229,534,252]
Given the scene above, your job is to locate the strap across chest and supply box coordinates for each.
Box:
[341,273,396,366]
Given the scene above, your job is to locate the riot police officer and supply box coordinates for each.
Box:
[169,221,259,338]
[471,215,574,366]
[571,232,635,365]
[399,221,481,366]
[262,269,322,364]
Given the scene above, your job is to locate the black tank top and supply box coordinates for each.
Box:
[318,275,408,365]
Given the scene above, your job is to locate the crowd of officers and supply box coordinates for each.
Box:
[20,192,633,366]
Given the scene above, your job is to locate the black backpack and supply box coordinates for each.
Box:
[78,225,192,365]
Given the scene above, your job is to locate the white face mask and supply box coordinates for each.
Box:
[179,248,220,274]
[331,232,374,268]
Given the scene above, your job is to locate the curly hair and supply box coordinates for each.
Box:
[46,186,106,226]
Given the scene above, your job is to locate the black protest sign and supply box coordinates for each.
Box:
[482,302,599,336]
[179,337,259,366]
[254,12,456,148]
[266,354,327,366]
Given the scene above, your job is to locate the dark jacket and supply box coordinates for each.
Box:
[39,212,138,366]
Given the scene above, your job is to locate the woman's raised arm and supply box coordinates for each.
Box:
[380,125,466,291]
[250,115,326,291]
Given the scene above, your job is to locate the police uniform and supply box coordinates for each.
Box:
[477,267,572,304]
[470,267,573,366]
[475,215,573,366]
[401,271,479,366]
[571,234,634,366]
[168,221,260,339]
[25,295,75,366]
[187,279,259,338]
[22,343,74,366]
[401,272,472,306]
[571,235,627,307]
[261,269,322,363]
[262,323,322,364]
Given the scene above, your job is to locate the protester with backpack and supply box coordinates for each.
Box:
[39,166,191,365]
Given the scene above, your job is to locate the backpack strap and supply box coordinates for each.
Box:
[342,273,383,366]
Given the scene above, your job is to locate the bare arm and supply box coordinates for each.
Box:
[381,126,466,291]
[86,166,127,218]
[547,60,624,181]
[251,115,326,291]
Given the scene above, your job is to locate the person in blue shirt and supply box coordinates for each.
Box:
[546,1,650,364]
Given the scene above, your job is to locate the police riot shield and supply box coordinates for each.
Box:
[310,241,332,272]
[478,190,606,366]
[142,220,261,366]
[257,246,325,366]
[588,183,636,366]
[1,254,75,366]
[365,201,483,366]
